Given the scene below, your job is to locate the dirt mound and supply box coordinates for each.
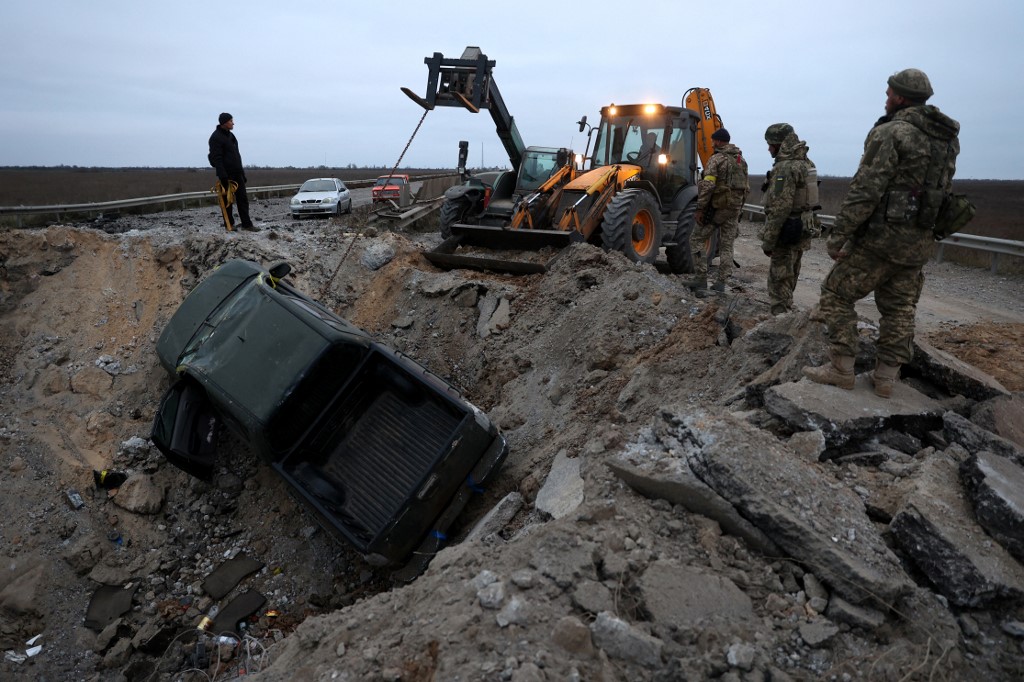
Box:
[2,203,1024,680]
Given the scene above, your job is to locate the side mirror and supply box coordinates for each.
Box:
[577,115,587,133]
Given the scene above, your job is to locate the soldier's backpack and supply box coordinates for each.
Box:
[916,129,974,240]
[932,192,976,240]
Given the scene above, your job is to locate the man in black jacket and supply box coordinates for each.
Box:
[208,113,258,231]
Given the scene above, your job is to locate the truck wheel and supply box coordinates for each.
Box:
[439,199,467,239]
[666,200,696,274]
[600,190,661,264]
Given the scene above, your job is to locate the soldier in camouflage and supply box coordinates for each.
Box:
[688,128,749,296]
[759,123,820,315]
[804,68,961,398]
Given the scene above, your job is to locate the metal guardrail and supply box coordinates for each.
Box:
[741,203,1022,273]
[0,172,456,227]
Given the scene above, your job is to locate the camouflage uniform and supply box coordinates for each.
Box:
[820,102,960,365]
[758,131,818,315]
[692,143,749,286]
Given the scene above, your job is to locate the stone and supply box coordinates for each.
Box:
[890,455,1024,607]
[944,411,1024,467]
[111,474,165,514]
[912,337,1010,401]
[589,611,663,668]
[551,616,596,656]
[764,376,944,449]
[960,451,1024,563]
[670,409,914,609]
[535,450,584,519]
[637,560,753,628]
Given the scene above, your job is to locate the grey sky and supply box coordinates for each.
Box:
[2,0,1021,179]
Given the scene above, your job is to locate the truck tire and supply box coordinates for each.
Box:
[600,190,662,264]
[666,200,697,274]
[439,199,467,239]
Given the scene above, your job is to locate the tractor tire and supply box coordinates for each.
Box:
[666,200,697,274]
[600,190,662,264]
[439,199,467,239]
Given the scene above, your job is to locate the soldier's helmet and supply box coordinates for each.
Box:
[887,68,933,101]
[764,123,794,145]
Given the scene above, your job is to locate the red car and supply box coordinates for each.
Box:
[371,174,411,204]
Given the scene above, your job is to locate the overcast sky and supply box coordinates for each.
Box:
[2,0,1021,179]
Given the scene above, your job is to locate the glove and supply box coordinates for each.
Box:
[826,236,849,260]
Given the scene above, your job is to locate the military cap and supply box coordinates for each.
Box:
[887,68,933,101]
[710,128,730,142]
[764,123,794,145]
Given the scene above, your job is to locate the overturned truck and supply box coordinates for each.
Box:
[150,259,507,575]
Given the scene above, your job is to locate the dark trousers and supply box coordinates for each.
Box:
[228,176,252,228]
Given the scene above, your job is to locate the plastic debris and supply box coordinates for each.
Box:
[94,470,129,489]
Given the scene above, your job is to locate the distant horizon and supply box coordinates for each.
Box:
[1,165,1020,182]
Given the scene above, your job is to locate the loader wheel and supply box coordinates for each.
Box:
[600,190,661,264]
[666,200,697,274]
[439,199,468,239]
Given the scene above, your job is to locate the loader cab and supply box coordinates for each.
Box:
[589,103,700,200]
[516,146,572,194]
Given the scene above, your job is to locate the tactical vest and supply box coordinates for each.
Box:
[711,152,749,209]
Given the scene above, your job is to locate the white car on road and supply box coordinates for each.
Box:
[290,178,352,218]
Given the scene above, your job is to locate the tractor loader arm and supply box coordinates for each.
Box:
[684,87,723,169]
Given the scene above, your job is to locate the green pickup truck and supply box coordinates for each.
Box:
[151,259,507,571]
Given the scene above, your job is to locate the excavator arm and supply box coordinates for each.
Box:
[683,87,723,169]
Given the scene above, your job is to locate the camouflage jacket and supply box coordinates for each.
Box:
[831,104,960,266]
[759,133,816,249]
[696,143,749,219]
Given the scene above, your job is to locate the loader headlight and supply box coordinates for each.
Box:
[657,153,668,165]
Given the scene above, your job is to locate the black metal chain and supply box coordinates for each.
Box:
[320,108,430,299]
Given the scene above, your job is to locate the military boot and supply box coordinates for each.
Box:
[869,360,900,399]
[802,352,856,390]
[683,279,708,296]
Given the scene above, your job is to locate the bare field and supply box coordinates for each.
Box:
[3,168,1021,272]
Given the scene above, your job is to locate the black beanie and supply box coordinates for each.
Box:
[219,112,233,125]
[710,128,730,142]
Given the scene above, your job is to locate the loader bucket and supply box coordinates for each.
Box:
[423,225,578,274]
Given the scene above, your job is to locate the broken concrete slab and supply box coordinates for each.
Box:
[912,337,1010,401]
[664,409,915,609]
[943,411,1024,467]
[636,559,753,629]
[607,451,780,557]
[889,455,1024,607]
[535,450,584,520]
[960,451,1024,563]
[764,376,944,449]
[465,492,523,543]
[971,393,1024,450]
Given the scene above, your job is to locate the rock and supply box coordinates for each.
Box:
[637,560,753,628]
[960,451,1024,562]
[764,376,944,449]
[535,450,584,519]
[589,611,663,668]
[607,450,780,557]
[465,492,524,543]
[551,616,596,656]
[823,598,888,630]
[944,411,1024,467]
[912,337,1010,401]
[670,409,915,608]
[787,430,827,462]
[971,393,1024,449]
[360,241,395,270]
[889,455,1024,607]
[726,642,756,671]
[111,474,165,514]
[0,558,47,618]
[798,620,839,647]
[70,365,114,396]
[571,579,615,616]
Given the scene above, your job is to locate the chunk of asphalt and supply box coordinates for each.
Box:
[211,589,267,636]
[202,554,264,600]
[84,583,138,631]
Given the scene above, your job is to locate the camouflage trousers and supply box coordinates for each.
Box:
[690,210,739,284]
[768,244,805,315]
[819,247,925,365]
